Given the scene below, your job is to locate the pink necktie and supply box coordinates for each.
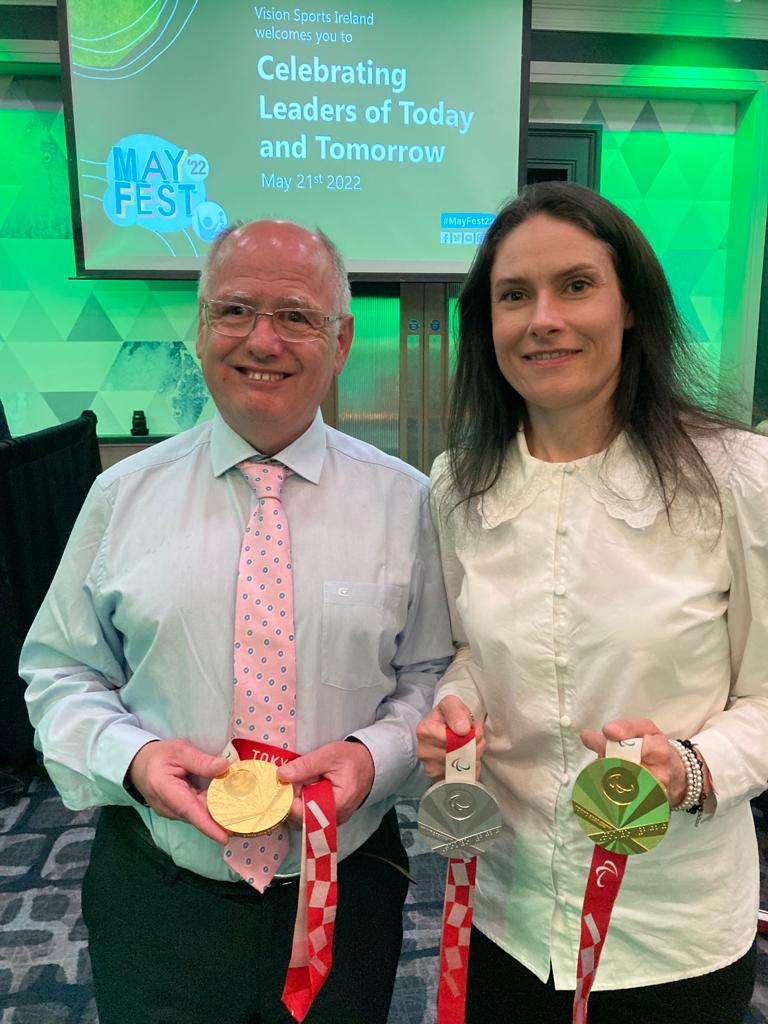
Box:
[225,460,296,891]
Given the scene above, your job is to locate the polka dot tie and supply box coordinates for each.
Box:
[225,460,296,892]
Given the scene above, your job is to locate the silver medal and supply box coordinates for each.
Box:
[418,778,501,859]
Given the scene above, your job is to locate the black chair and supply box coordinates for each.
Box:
[0,411,102,798]
[0,398,10,440]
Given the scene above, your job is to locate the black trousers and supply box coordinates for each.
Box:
[82,805,410,1024]
[467,924,756,1024]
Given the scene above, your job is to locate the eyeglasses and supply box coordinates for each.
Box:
[202,300,345,342]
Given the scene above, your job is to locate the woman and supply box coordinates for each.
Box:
[417,181,767,1023]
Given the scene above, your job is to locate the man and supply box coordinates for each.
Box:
[21,221,453,1024]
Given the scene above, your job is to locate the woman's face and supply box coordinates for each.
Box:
[489,213,633,423]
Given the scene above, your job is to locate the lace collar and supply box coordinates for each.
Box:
[475,430,666,531]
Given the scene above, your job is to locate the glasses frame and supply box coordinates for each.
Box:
[201,300,346,342]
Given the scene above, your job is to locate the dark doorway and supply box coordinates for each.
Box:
[526,123,602,188]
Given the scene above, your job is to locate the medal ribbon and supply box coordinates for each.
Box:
[233,739,337,1023]
[436,726,478,1024]
[573,844,627,1023]
[281,779,337,1022]
[572,738,641,1024]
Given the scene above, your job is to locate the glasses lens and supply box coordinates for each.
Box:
[274,309,324,336]
[205,302,328,340]
[206,301,254,336]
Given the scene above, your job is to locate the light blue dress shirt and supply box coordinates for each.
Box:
[22,411,453,880]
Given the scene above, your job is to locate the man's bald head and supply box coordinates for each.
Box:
[198,220,351,314]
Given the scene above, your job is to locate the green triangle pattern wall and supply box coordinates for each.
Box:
[0,77,734,438]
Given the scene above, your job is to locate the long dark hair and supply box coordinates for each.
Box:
[447,180,741,515]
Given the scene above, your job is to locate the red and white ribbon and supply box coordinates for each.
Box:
[233,739,337,1023]
[573,844,627,1023]
[282,780,337,1022]
[437,727,478,1024]
[572,738,639,1024]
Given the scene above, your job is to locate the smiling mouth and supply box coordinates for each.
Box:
[524,350,579,362]
[242,369,288,382]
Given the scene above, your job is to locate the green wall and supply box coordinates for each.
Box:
[530,93,735,375]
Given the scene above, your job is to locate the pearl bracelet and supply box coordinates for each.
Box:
[669,739,705,820]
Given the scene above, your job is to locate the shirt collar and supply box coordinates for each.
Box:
[477,428,665,531]
[209,409,327,484]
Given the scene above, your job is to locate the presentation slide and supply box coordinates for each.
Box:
[60,0,527,276]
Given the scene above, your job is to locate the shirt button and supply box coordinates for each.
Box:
[554,585,566,597]
[564,464,575,475]
[560,715,572,728]
[557,893,568,907]
[556,835,565,848]
[561,772,570,785]
[555,655,568,668]
[557,524,567,535]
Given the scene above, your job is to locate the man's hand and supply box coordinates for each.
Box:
[126,739,231,844]
[580,718,690,807]
[416,695,485,781]
[277,740,375,827]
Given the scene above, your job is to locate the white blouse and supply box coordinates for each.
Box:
[431,427,768,990]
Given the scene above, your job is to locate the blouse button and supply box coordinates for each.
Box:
[557,524,567,535]
[556,835,565,848]
[560,715,572,728]
[563,464,575,475]
[557,893,568,907]
[555,655,568,668]
[554,585,566,597]
[561,772,570,785]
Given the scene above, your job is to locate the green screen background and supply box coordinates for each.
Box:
[0,77,736,442]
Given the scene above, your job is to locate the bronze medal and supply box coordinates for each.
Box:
[207,760,293,836]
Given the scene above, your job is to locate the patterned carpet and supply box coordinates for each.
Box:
[1,769,766,1024]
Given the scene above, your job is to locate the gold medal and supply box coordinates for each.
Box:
[572,757,669,855]
[207,760,293,836]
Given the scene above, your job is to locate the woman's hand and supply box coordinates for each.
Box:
[417,695,485,781]
[580,718,691,806]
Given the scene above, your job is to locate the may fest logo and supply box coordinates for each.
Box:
[101,133,228,254]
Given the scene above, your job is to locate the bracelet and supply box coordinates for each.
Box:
[669,739,702,809]
[681,739,709,801]
[669,739,707,824]
[685,740,710,813]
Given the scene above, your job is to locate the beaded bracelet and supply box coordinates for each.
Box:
[669,738,707,824]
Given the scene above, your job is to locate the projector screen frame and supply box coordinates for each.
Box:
[57,0,532,283]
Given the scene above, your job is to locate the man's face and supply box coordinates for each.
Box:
[196,221,353,454]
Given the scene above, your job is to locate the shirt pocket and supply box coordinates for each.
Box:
[321,581,405,690]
